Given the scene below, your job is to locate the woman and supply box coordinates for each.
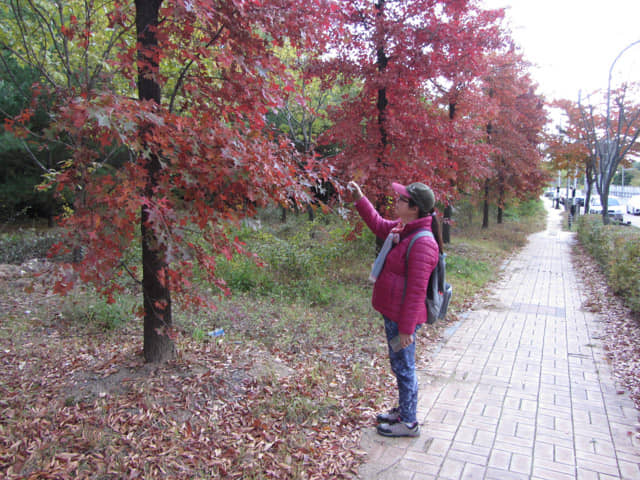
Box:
[348,180,441,437]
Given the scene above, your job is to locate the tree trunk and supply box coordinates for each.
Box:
[136,0,174,363]
[373,0,387,256]
[443,101,456,244]
[443,205,452,243]
[600,188,611,226]
[497,182,504,224]
[376,0,388,156]
[482,180,489,229]
[483,121,492,229]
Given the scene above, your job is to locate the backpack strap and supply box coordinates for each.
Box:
[402,230,434,300]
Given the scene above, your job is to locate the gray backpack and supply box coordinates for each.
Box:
[404,230,452,324]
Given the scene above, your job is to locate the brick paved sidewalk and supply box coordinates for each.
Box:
[357,200,640,479]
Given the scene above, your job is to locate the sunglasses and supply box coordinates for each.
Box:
[397,196,410,203]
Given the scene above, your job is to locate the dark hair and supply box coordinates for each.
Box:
[430,212,444,254]
[408,198,431,219]
[408,199,443,253]
[407,197,426,216]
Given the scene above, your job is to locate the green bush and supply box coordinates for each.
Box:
[576,215,611,266]
[215,255,275,294]
[609,235,640,312]
[576,215,640,313]
[506,198,546,220]
[215,213,374,305]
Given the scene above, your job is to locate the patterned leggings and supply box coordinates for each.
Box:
[383,316,419,424]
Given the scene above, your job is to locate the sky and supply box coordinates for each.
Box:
[482,0,640,103]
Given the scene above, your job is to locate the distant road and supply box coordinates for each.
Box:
[623,212,640,228]
[544,196,640,228]
[621,196,640,228]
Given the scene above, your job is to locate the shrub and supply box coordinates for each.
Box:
[609,235,640,312]
[215,213,374,305]
[504,198,546,220]
[576,215,640,313]
[576,215,612,267]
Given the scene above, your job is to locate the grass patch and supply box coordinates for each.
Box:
[0,228,63,264]
[61,289,140,331]
[444,199,545,303]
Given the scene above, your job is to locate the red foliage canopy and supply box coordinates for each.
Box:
[316,0,504,205]
[483,49,549,206]
[34,0,336,306]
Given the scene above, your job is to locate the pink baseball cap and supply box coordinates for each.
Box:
[392,182,410,198]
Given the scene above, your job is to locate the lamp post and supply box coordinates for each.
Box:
[606,40,640,142]
[605,40,640,202]
[587,42,640,216]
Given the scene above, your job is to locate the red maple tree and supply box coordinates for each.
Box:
[482,48,548,226]
[316,0,504,208]
[19,0,335,362]
[546,99,593,207]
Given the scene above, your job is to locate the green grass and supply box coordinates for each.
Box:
[442,199,545,303]
[61,289,139,331]
[0,227,63,264]
[2,200,544,349]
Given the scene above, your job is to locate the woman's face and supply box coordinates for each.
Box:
[395,195,418,223]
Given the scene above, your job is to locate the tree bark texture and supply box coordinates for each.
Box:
[443,101,457,244]
[136,0,175,363]
[443,205,452,243]
[376,0,388,160]
[497,181,504,224]
[482,180,489,229]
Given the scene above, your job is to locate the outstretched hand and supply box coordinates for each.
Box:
[347,181,363,201]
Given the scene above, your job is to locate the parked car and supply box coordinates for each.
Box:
[559,191,584,209]
[589,196,625,222]
[560,189,583,206]
[626,195,640,215]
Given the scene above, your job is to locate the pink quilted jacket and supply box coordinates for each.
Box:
[356,196,439,334]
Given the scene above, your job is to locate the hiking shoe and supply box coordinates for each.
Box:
[376,407,401,424]
[376,421,420,437]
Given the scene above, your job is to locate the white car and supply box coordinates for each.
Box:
[589,196,625,222]
[626,195,640,215]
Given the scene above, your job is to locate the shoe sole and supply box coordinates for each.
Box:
[376,425,420,438]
